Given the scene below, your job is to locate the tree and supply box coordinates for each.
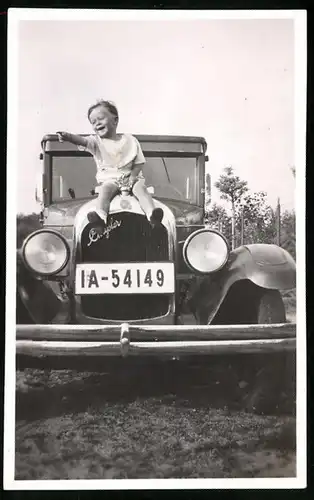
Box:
[205,202,232,245]
[207,166,295,253]
[235,191,277,246]
[280,209,296,259]
[215,166,248,249]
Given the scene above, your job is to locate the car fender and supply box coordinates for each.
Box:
[189,243,296,324]
[226,244,296,290]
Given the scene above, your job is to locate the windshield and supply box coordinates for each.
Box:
[51,154,200,204]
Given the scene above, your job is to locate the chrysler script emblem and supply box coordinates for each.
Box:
[87,219,122,246]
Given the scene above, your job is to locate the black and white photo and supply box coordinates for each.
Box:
[4,8,306,490]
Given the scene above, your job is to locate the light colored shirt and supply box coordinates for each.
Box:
[79,133,145,184]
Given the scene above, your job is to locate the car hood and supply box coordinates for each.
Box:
[44,197,203,227]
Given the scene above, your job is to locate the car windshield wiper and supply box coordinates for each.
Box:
[161,157,171,184]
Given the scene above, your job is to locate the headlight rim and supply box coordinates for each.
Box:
[182,228,230,274]
[21,229,70,276]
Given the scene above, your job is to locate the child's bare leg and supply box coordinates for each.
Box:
[97,181,119,217]
[132,179,163,226]
[88,181,119,230]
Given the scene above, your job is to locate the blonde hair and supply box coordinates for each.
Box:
[87,100,119,123]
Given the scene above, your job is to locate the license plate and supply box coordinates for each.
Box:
[75,262,175,294]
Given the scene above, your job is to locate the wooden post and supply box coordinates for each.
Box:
[276,197,281,246]
[205,173,211,204]
[241,208,244,245]
[218,217,222,233]
[231,199,236,250]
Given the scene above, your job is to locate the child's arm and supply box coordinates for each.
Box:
[130,136,146,181]
[56,131,89,148]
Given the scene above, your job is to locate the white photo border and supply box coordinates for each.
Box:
[4,7,307,490]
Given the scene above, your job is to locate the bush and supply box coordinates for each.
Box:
[16,213,41,322]
[17,213,41,249]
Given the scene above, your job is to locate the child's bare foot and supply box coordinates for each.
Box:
[96,226,105,236]
[150,208,164,227]
[87,210,107,229]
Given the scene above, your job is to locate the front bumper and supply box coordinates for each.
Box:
[16,323,296,358]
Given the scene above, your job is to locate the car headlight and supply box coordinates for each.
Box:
[22,230,70,275]
[183,229,229,273]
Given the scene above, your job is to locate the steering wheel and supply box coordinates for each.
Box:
[152,184,185,200]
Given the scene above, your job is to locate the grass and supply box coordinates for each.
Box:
[15,355,296,480]
[282,289,296,323]
[14,290,297,480]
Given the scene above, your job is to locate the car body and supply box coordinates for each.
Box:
[16,134,296,359]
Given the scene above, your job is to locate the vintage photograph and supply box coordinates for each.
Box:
[5,8,306,489]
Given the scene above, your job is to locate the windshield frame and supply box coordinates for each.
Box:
[45,150,205,207]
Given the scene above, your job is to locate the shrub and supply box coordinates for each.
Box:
[17,213,41,249]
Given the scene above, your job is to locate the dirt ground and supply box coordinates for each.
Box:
[15,353,296,480]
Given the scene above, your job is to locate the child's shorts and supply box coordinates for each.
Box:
[97,172,145,191]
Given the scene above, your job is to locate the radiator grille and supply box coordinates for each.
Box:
[79,212,170,320]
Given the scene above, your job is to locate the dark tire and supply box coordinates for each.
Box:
[257,289,286,324]
[16,253,35,324]
[16,290,34,324]
[242,289,295,414]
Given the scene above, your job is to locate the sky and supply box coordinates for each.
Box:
[15,16,297,214]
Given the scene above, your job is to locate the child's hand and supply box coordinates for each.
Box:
[117,174,133,191]
[56,131,66,142]
[128,175,137,186]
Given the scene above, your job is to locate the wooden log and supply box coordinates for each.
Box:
[16,323,296,342]
[16,338,296,358]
